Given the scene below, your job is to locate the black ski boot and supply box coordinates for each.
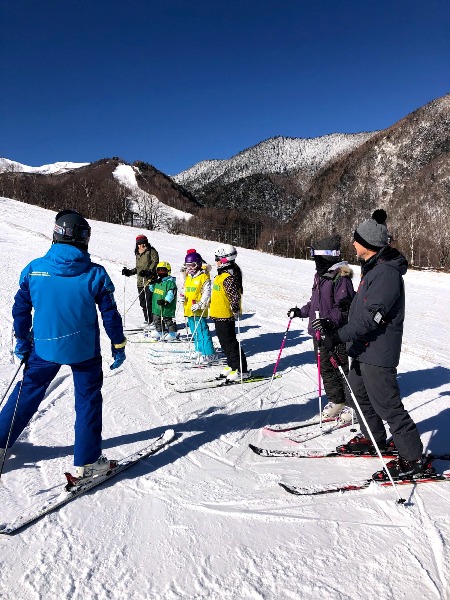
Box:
[336,433,397,456]
[372,456,436,481]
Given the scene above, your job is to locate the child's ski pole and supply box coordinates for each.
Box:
[266,316,292,396]
[315,311,323,430]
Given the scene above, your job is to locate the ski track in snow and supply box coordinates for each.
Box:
[1,197,450,599]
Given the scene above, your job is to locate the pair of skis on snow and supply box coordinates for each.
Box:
[166,373,282,393]
[251,417,450,496]
[0,430,176,535]
[128,334,228,369]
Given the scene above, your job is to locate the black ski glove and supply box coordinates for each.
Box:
[338,297,353,312]
[320,329,342,351]
[122,267,132,277]
[287,307,302,319]
[139,269,151,277]
[157,299,169,306]
[311,318,331,333]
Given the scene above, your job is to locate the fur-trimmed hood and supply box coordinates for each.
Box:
[323,261,354,280]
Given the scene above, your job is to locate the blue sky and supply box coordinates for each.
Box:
[1,0,449,175]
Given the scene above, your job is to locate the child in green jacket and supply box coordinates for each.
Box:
[148,262,178,341]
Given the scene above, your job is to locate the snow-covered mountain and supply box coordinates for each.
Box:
[0,157,89,175]
[113,163,192,222]
[0,158,199,229]
[291,93,450,265]
[173,132,377,192]
[1,92,448,269]
[168,93,450,270]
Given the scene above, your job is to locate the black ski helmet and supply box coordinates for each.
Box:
[53,209,91,249]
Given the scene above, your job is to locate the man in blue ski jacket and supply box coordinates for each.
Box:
[0,210,127,480]
[313,211,426,482]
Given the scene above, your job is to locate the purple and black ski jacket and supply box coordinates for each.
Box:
[299,263,355,337]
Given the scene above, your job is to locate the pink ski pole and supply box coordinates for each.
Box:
[267,317,292,396]
[315,311,323,429]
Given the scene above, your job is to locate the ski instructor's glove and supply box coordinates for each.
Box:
[122,267,132,277]
[287,307,302,319]
[110,338,127,370]
[13,336,32,364]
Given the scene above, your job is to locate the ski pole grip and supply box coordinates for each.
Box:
[315,311,321,341]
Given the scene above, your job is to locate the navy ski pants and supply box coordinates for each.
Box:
[0,352,103,466]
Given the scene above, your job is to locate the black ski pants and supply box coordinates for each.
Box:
[214,320,248,373]
[313,339,350,406]
[152,314,177,333]
[138,286,153,323]
[347,360,423,461]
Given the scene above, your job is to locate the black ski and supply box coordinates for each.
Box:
[249,444,450,460]
[279,472,450,496]
[248,444,399,459]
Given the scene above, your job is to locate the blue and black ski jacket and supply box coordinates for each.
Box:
[13,243,124,364]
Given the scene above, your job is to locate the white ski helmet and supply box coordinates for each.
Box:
[214,243,237,266]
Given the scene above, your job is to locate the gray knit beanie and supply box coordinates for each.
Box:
[354,216,388,251]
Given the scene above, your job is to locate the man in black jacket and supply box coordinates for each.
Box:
[314,212,425,481]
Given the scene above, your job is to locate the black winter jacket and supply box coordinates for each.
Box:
[337,246,407,368]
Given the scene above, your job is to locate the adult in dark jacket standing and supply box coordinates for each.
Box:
[0,210,126,479]
[122,234,159,327]
[315,212,424,481]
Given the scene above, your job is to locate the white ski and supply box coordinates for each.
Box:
[0,429,176,535]
[287,420,355,444]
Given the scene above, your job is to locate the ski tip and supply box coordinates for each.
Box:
[248,444,264,455]
[278,481,300,495]
[162,429,176,442]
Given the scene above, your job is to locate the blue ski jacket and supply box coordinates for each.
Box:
[13,243,124,365]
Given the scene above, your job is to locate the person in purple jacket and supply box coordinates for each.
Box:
[288,234,355,422]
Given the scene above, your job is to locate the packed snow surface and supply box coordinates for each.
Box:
[1,198,450,599]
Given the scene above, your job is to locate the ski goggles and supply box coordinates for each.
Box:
[309,249,340,257]
[53,223,91,241]
[184,262,198,272]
